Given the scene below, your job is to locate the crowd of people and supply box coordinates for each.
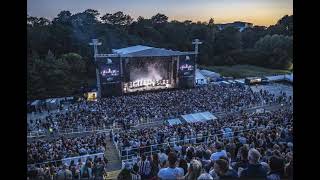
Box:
[27,133,107,164]
[27,156,108,180]
[118,146,292,180]
[27,82,293,179]
[116,108,293,180]
[113,108,293,159]
[28,83,291,134]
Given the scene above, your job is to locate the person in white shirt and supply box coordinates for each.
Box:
[158,149,168,167]
[198,164,214,180]
[137,154,151,179]
[210,141,227,161]
[158,152,184,180]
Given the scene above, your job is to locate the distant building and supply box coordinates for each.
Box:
[216,21,253,32]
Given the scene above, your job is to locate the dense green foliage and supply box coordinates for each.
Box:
[27,10,293,100]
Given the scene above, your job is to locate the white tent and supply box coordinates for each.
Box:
[167,118,182,126]
[221,81,230,85]
[234,79,245,84]
[195,69,208,85]
[181,111,217,124]
[199,70,221,81]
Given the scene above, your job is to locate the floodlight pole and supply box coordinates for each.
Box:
[192,39,203,86]
[89,39,102,98]
[192,39,202,67]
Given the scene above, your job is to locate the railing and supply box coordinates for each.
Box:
[27,100,291,139]
[27,126,118,139]
[115,127,266,161]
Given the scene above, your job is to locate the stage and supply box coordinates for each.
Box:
[92,42,197,97]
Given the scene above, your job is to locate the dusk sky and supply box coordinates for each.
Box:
[27,0,293,26]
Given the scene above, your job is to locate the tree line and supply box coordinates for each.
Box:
[27,9,293,100]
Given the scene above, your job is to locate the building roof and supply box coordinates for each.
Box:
[112,45,153,55]
[112,45,195,57]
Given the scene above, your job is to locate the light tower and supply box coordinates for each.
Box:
[89,39,102,98]
[192,39,202,64]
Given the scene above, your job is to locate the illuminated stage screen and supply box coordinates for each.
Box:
[178,55,195,77]
[123,57,175,93]
[97,57,121,83]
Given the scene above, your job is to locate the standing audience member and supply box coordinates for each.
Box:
[56,163,73,180]
[131,164,141,180]
[150,154,160,180]
[210,142,227,161]
[267,156,285,180]
[158,152,184,180]
[239,148,267,178]
[137,154,151,179]
[213,159,238,179]
[184,159,202,180]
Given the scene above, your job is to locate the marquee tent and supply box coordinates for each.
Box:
[181,111,217,124]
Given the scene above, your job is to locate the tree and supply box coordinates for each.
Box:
[52,11,72,25]
[241,26,267,49]
[267,15,293,36]
[208,18,214,26]
[27,16,50,27]
[101,11,133,26]
[61,53,86,74]
[254,34,292,53]
[214,26,242,55]
[255,34,293,69]
[151,13,168,24]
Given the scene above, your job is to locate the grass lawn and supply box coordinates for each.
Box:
[199,64,291,78]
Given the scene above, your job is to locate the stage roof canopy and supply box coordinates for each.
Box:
[181,111,217,124]
[112,45,196,57]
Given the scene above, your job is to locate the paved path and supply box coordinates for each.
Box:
[105,139,122,172]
